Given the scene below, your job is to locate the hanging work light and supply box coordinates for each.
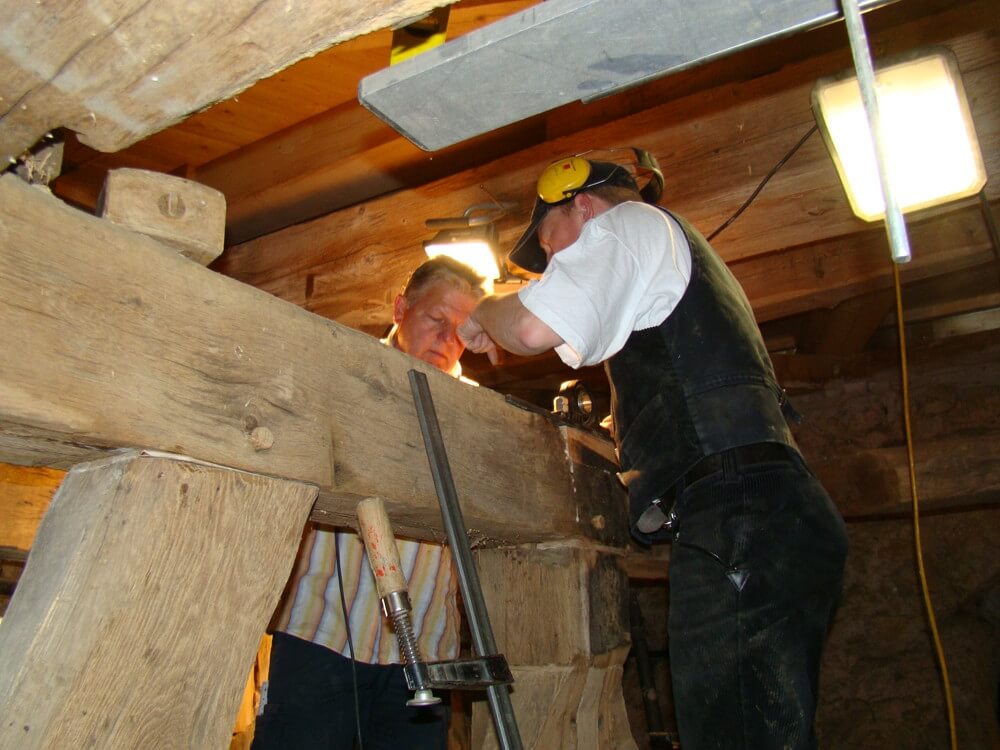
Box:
[812,47,986,223]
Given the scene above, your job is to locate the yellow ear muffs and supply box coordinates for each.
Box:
[536,156,593,204]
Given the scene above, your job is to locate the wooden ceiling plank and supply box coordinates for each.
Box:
[737,199,999,323]
[195,103,397,204]
[0,463,62,552]
[0,0,462,161]
[224,115,548,244]
[899,263,1000,324]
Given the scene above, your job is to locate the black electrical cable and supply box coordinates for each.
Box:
[707,124,819,242]
[334,531,365,750]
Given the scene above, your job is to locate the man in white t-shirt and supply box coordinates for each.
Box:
[459,152,847,750]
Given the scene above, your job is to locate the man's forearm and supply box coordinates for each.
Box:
[473,293,563,356]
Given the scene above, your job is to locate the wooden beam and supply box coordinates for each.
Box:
[472,545,637,749]
[812,437,1000,518]
[734,200,999,323]
[0,451,316,749]
[796,289,897,355]
[899,262,1000,324]
[0,175,622,546]
[214,113,549,245]
[0,0,458,161]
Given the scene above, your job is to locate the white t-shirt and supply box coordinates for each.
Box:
[518,202,692,368]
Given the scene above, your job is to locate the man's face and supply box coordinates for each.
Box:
[537,202,586,264]
[393,279,478,372]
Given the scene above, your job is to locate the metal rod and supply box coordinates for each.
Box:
[840,0,912,264]
[629,592,671,748]
[408,369,524,750]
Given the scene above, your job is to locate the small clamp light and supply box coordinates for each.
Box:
[552,379,596,429]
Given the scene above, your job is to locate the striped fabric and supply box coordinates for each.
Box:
[273,332,463,664]
[274,528,459,663]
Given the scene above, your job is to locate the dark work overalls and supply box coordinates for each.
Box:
[606,212,848,750]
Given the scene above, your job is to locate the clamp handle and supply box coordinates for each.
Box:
[356,496,440,707]
[356,496,408,597]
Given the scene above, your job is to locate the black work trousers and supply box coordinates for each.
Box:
[251,632,449,750]
[666,451,848,750]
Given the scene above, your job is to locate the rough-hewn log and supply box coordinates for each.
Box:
[0,451,316,750]
[471,545,637,749]
[812,437,1000,517]
[789,330,1000,514]
[0,0,457,161]
[0,175,623,546]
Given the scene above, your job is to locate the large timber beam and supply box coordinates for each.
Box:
[0,174,626,547]
[0,0,455,162]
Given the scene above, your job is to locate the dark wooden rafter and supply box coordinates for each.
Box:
[796,288,898,355]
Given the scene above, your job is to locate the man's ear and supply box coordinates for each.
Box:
[392,293,408,325]
[573,193,596,221]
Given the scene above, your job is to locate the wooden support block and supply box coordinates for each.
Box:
[472,653,636,750]
[471,545,636,748]
[98,168,226,265]
[0,450,317,749]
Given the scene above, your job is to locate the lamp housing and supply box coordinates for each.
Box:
[812,47,985,222]
[423,223,501,290]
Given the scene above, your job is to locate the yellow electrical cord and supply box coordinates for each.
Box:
[891,261,958,749]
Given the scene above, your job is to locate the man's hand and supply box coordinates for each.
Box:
[461,293,563,364]
[458,315,501,364]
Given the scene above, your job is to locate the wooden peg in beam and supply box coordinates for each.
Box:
[97,167,226,265]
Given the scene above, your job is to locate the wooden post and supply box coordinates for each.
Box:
[470,545,637,750]
[0,450,317,749]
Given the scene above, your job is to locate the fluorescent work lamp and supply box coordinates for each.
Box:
[423,224,501,292]
[812,48,985,222]
[423,204,510,292]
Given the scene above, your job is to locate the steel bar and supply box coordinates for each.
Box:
[840,0,913,263]
[629,591,671,748]
[408,369,524,750]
